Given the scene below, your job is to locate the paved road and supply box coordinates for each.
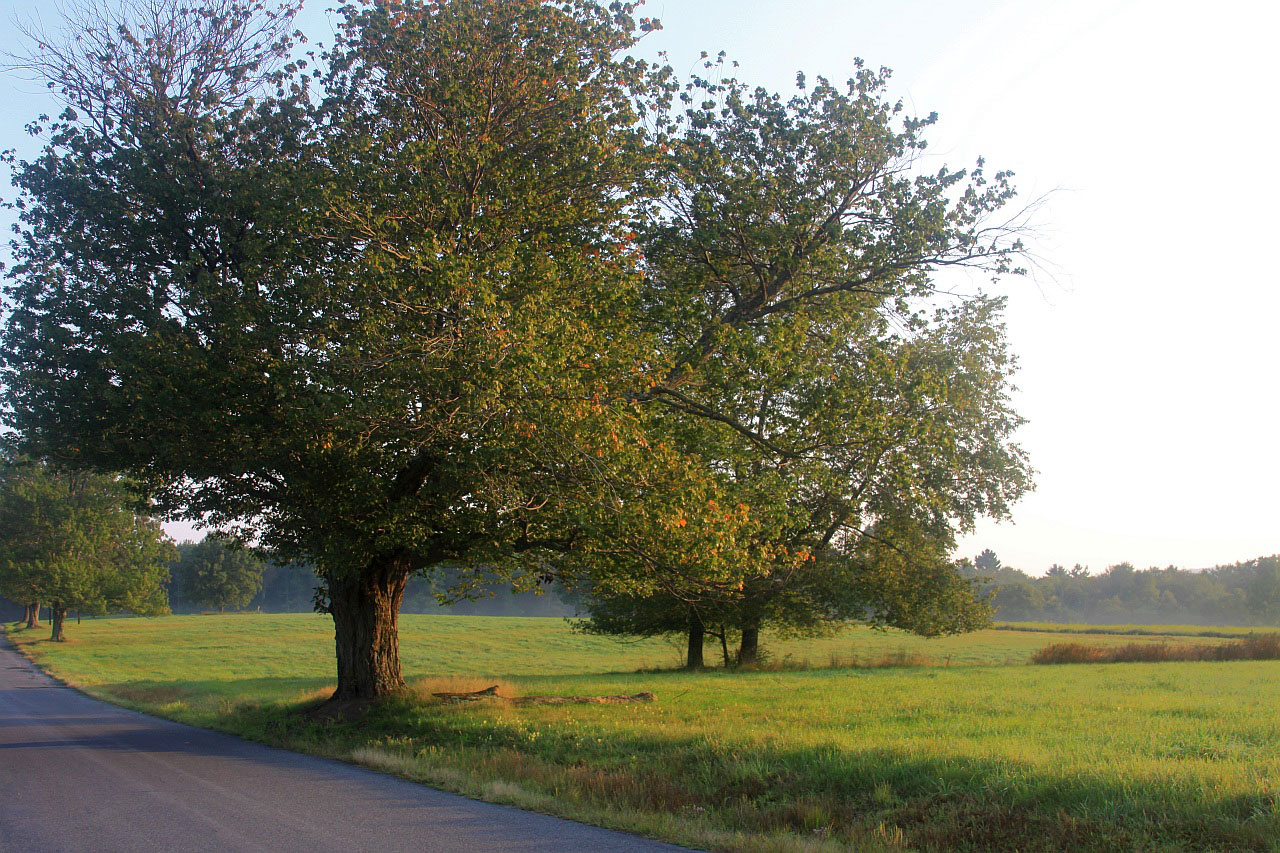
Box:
[0,637,688,852]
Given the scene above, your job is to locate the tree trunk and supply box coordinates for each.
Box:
[719,625,731,667]
[738,622,760,666]
[25,603,40,629]
[50,604,67,642]
[685,615,705,669]
[327,557,410,701]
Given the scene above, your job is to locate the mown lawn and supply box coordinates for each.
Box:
[7,614,1279,851]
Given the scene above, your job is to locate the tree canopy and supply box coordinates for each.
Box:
[569,65,1029,664]
[2,0,1030,698]
[171,535,265,612]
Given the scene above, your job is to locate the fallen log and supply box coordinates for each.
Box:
[431,685,500,703]
[431,686,655,706]
[511,692,655,706]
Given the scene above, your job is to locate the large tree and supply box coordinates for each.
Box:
[0,461,172,641]
[2,0,665,698]
[569,66,1030,664]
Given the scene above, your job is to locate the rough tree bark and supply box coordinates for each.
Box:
[685,615,705,669]
[738,622,760,666]
[326,556,411,701]
[24,603,41,629]
[50,603,67,642]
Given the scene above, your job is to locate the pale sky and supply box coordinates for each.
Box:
[2,1,1277,574]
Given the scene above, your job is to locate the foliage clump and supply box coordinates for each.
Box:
[0,460,172,640]
[171,535,266,612]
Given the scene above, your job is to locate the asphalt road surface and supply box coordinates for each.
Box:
[0,636,689,852]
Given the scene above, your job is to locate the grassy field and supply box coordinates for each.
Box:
[7,614,1279,851]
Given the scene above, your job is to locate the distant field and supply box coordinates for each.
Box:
[8,615,1279,852]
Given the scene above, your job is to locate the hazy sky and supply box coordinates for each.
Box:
[2,1,1276,573]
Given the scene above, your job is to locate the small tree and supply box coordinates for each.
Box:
[975,549,1003,572]
[0,544,41,629]
[575,296,1023,664]
[0,461,172,641]
[173,535,265,612]
[1248,557,1280,626]
[579,513,992,667]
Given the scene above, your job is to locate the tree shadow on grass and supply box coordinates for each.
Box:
[84,676,337,729]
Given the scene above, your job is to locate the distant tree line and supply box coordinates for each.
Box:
[963,549,1280,626]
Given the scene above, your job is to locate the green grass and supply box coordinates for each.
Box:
[8,612,1239,689]
[8,614,1280,851]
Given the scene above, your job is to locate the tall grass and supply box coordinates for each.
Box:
[1033,634,1280,664]
[728,648,937,672]
[996,622,1263,639]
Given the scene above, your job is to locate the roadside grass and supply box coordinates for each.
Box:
[7,614,1279,851]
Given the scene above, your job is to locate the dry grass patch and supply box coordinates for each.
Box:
[294,685,337,704]
[744,648,937,672]
[1033,634,1280,664]
[862,649,934,669]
